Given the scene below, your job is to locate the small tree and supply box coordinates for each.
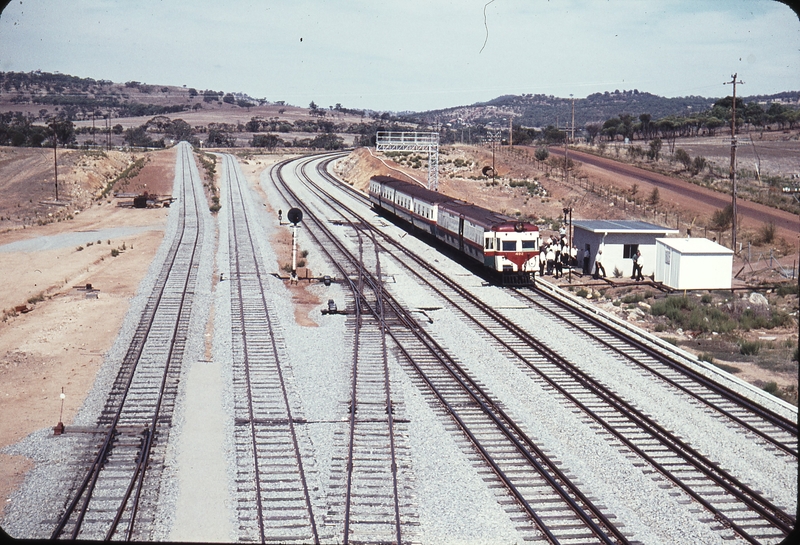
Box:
[757,222,776,245]
[690,156,707,176]
[647,138,662,161]
[534,147,549,161]
[630,183,639,203]
[675,148,692,170]
[711,204,733,232]
[647,187,660,207]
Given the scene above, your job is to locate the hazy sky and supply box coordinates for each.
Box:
[0,1,798,112]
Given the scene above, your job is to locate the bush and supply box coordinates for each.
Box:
[762,381,780,396]
[698,352,714,363]
[776,283,799,296]
[757,222,776,245]
[739,340,761,356]
[622,293,644,304]
[111,248,119,257]
[576,288,589,298]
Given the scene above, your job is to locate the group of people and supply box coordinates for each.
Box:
[538,235,577,279]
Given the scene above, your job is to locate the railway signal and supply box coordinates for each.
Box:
[288,207,303,282]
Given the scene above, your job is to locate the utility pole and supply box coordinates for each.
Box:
[570,94,575,144]
[724,73,743,252]
[508,115,513,148]
[49,121,59,202]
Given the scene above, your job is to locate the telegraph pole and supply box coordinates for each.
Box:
[49,121,59,202]
[724,74,743,252]
[570,94,575,144]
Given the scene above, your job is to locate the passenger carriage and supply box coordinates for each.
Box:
[369,175,540,285]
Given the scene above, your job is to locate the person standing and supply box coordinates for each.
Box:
[634,249,644,281]
[539,244,547,277]
[631,249,639,279]
[594,248,606,279]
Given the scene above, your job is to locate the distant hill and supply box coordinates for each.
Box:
[1,70,797,134]
[0,70,263,121]
[405,89,800,129]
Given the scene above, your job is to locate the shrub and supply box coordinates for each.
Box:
[739,340,761,356]
[576,288,589,298]
[622,293,644,304]
[111,249,119,257]
[700,294,713,304]
[762,381,780,396]
[612,266,623,278]
[776,283,799,297]
[698,353,714,363]
[757,222,776,245]
[76,246,84,251]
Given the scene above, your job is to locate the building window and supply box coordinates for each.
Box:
[665,249,670,265]
[623,243,639,259]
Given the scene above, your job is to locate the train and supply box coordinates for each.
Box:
[368,175,540,285]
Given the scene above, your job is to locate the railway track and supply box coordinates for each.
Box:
[514,284,798,457]
[279,152,796,544]
[271,154,631,544]
[270,158,417,544]
[220,154,318,543]
[50,142,207,541]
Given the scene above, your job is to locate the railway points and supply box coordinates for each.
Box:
[3,147,795,544]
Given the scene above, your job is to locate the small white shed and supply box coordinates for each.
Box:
[655,237,733,290]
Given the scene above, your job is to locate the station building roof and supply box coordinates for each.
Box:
[573,220,678,234]
[657,237,733,254]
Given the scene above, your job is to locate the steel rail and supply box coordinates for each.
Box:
[51,142,204,540]
[222,154,319,543]
[272,154,627,545]
[519,285,798,453]
[316,157,798,446]
[302,154,795,543]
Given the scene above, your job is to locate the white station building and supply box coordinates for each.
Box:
[572,220,679,278]
[654,237,734,290]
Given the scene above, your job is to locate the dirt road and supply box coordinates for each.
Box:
[549,146,800,244]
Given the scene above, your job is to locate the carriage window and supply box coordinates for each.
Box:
[485,238,494,249]
[522,240,535,249]
[502,241,516,251]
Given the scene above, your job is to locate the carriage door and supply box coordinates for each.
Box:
[458,215,465,253]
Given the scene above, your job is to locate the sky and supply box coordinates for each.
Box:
[0,0,798,112]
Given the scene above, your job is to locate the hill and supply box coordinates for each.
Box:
[405,89,800,129]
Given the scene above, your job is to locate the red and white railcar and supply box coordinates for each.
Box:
[369,176,540,283]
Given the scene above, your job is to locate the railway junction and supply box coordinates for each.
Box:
[0,145,796,544]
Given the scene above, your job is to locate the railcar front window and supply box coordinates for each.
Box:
[522,240,535,249]
[502,241,516,251]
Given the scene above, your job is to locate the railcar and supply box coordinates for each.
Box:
[369,175,540,284]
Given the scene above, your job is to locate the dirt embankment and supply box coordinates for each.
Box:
[0,146,177,521]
